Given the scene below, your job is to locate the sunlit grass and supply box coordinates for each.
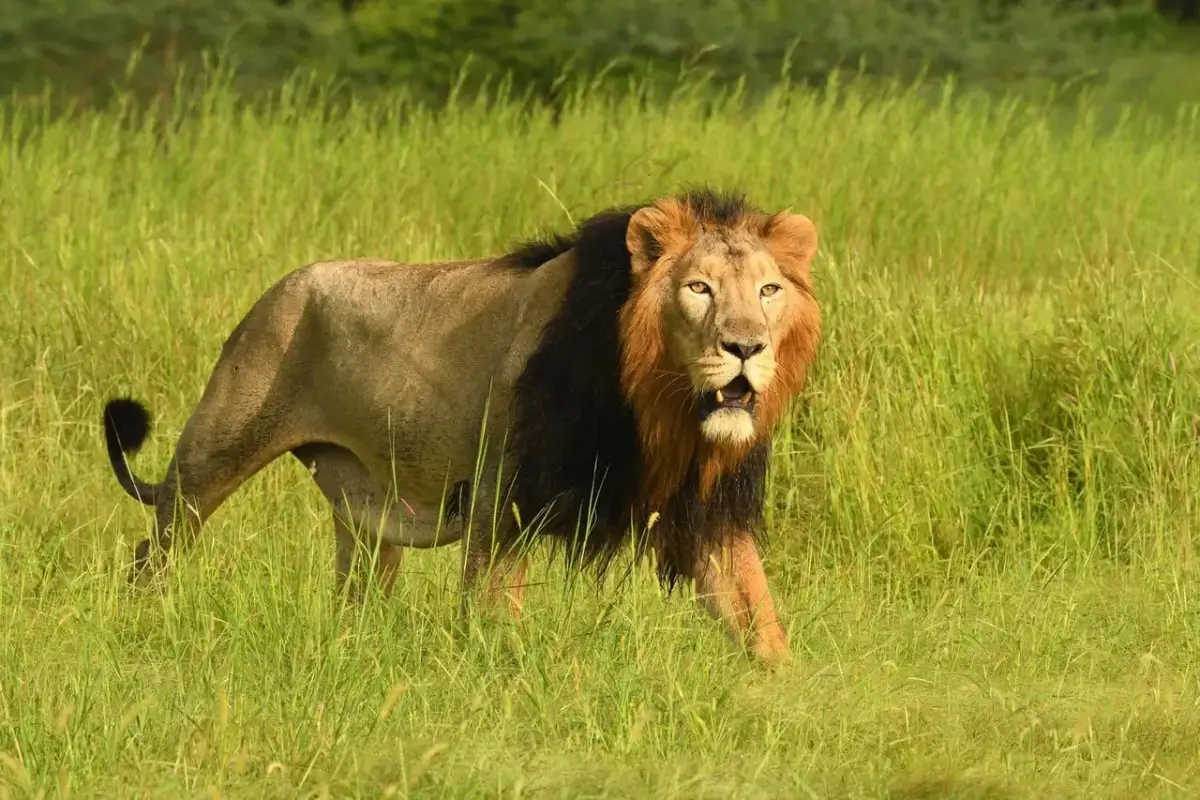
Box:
[1,71,1199,797]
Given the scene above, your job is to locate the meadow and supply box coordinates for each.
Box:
[1,72,1199,797]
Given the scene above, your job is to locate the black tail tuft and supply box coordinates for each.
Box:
[103,396,159,506]
[104,397,151,455]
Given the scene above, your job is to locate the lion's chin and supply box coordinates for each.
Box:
[696,373,760,447]
[699,407,757,447]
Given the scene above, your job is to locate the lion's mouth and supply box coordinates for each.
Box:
[700,374,756,416]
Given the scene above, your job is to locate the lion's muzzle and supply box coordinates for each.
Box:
[700,374,757,418]
[695,338,770,421]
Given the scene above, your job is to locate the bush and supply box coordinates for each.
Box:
[338,0,1173,100]
[0,0,1186,108]
[0,0,337,105]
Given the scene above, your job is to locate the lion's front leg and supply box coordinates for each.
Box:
[688,530,790,667]
[333,516,404,604]
[454,476,530,623]
[459,537,529,623]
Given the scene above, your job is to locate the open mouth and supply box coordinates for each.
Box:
[700,374,756,416]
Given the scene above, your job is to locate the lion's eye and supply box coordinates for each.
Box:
[760,283,782,298]
[686,281,711,295]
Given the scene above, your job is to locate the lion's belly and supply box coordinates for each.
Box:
[380,499,461,548]
[320,330,533,511]
[334,488,464,549]
[348,383,510,493]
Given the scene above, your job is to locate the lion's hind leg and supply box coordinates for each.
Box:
[293,443,404,603]
[129,402,310,590]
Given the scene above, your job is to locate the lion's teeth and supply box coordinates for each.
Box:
[716,389,725,404]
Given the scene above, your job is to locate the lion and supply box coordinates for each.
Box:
[101,187,822,666]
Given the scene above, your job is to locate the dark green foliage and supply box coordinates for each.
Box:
[336,0,1178,101]
[0,0,1190,107]
[0,0,338,105]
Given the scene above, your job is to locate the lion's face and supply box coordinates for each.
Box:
[621,196,821,457]
[663,233,792,446]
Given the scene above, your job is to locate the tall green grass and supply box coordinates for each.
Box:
[1,73,1199,797]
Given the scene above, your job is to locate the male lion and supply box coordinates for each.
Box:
[102,187,821,665]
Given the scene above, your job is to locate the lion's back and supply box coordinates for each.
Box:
[291,256,535,348]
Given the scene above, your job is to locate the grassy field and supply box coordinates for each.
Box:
[1,73,1199,798]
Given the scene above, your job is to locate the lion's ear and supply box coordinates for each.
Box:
[626,199,694,277]
[760,211,819,281]
[626,206,670,276]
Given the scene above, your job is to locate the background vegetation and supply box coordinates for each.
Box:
[2,1,1200,797]
[3,0,1200,112]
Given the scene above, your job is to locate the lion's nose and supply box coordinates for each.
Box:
[721,340,766,360]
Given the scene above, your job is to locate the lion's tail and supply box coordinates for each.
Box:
[102,397,162,507]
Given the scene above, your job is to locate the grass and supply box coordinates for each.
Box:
[1,71,1200,797]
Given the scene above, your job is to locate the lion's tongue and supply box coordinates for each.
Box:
[716,376,752,405]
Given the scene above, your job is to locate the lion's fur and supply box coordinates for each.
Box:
[102,186,821,661]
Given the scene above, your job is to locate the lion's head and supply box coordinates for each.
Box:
[506,187,821,582]
[618,192,821,506]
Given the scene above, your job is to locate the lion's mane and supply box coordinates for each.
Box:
[503,188,819,587]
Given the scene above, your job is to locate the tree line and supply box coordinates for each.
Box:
[2,0,1196,108]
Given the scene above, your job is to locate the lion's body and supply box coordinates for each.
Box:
[103,188,822,666]
[199,254,574,548]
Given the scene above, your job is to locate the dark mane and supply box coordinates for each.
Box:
[498,186,756,272]
[497,231,580,270]
[505,187,771,588]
